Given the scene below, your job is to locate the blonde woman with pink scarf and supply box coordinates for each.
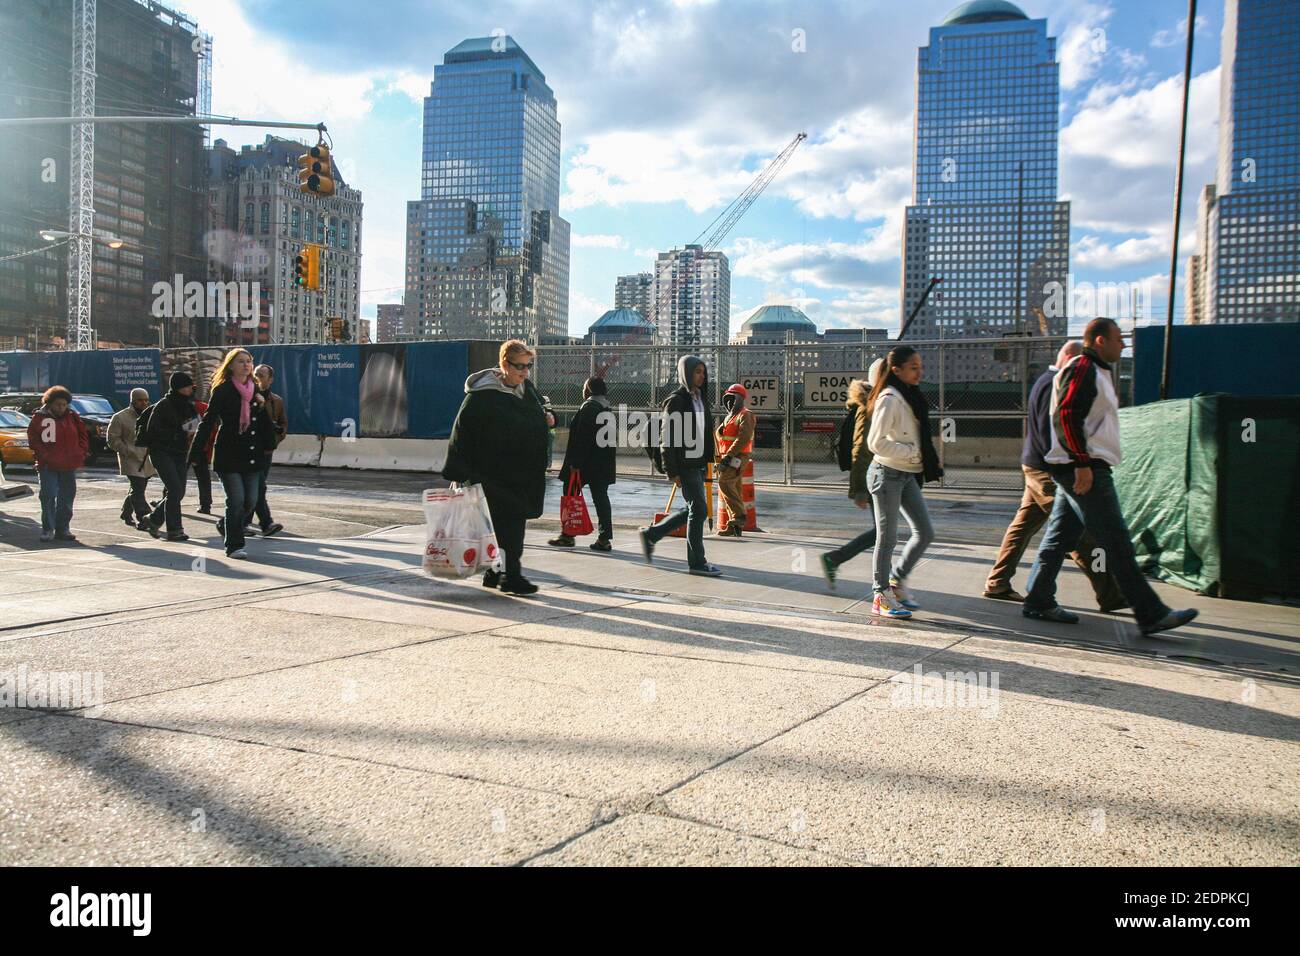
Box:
[192,348,275,559]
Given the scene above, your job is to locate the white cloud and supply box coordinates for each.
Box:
[1061,67,1220,234]
[728,230,900,291]
[1057,3,1114,90]
[1072,233,1167,269]
[571,234,629,249]
[1152,15,1210,49]
[568,289,608,334]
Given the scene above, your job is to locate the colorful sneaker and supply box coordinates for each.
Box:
[890,580,920,610]
[820,553,838,591]
[872,590,912,619]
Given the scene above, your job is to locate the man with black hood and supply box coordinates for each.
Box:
[145,371,200,541]
[638,355,722,576]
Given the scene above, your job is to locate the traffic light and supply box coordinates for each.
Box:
[294,245,321,291]
[297,144,335,196]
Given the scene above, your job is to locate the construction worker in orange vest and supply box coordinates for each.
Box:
[715,383,755,537]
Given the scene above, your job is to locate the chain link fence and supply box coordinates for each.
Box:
[532,337,1080,492]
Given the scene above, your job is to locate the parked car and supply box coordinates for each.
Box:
[0,408,35,469]
[0,392,120,466]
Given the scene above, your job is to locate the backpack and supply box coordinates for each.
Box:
[835,406,857,471]
[134,402,158,447]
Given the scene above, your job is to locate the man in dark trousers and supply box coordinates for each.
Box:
[1022,317,1198,636]
[250,364,286,537]
[639,355,722,576]
[984,340,1126,610]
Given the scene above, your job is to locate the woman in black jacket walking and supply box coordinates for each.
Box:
[549,376,617,551]
[192,348,274,560]
[442,339,549,595]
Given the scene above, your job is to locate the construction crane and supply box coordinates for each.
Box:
[643,132,806,341]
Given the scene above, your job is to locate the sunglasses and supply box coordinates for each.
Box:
[506,360,534,371]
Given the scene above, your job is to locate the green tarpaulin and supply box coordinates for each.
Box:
[1115,395,1300,600]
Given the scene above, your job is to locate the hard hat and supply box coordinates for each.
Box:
[724,383,749,401]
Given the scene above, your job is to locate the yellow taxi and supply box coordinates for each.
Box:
[0,408,35,468]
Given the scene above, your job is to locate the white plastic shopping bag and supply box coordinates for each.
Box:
[422,483,501,579]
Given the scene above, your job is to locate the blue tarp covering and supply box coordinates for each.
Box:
[1134,323,1300,405]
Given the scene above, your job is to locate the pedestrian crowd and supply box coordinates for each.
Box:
[27,347,288,558]
[22,326,1197,637]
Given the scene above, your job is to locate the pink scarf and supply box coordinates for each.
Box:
[232,375,255,433]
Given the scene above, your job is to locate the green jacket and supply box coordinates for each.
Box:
[442,369,549,520]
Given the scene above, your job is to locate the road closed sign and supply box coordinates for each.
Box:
[802,371,871,408]
[738,376,780,410]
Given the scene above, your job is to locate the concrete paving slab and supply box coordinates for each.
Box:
[664,643,1300,866]
[0,605,462,725]
[488,599,958,680]
[0,714,596,865]
[96,632,869,803]
[526,812,845,867]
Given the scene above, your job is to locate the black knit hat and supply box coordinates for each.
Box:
[169,371,194,391]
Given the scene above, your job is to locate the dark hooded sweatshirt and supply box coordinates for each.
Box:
[659,355,715,479]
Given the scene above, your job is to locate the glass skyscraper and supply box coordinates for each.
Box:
[901,0,1070,379]
[1187,0,1299,325]
[405,36,570,341]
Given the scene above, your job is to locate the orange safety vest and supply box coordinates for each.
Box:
[717,411,753,456]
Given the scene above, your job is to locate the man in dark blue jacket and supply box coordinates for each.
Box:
[984,341,1125,609]
[639,355,722,576]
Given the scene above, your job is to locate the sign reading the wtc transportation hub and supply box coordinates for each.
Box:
[802,371,871,408]
[738,376,779,410]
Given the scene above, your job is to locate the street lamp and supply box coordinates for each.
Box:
[40,228,124,249]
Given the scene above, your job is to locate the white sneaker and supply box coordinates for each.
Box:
[890,580,920,610]
[227,548,248,559]
[872,589,913,619]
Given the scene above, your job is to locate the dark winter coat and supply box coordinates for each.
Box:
[659,355,714,478]
[558,396,617,489]
[27,407,89,472]
[442,368,549,521]
[147,390,200,457]
[193,380,275,474]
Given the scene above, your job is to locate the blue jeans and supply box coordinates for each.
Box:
[647,467,708,569]
[38,468,76,535]
[249,459,274,529]
[148,448,187,535]
[218,470,260,552]
[868,462,934,592]
[1025,466,1169,627]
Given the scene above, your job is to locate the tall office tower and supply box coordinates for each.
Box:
[614,272,654,317]
[0,0,207,347]
[376,302,405,342]
[900,1,1070,381]
[404,36,570,342]
[650,245,731,349]
[1187,0,1299,325]
[206,136,363,345]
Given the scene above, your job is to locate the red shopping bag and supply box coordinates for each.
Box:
[561,470,594,537]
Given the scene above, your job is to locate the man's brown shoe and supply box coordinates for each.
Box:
[983,587,1025,602]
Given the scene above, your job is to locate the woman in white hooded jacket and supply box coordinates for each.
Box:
[865,346,941,618]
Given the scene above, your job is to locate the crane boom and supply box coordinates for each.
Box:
[645,132,806,341]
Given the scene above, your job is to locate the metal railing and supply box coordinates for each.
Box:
[531,336,1078,491]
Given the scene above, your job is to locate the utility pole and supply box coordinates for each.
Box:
[1161,0,1198,401]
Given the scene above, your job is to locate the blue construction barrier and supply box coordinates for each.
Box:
[0,342,480,441]
[1133,323,1300,405]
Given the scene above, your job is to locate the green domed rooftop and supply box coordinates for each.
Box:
[942,0,1029,26]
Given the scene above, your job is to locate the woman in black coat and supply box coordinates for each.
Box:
[192,348,274,559]
[442,340,549,595]
[549,376,617,551]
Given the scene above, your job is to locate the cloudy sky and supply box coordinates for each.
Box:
[170,0,1225,338]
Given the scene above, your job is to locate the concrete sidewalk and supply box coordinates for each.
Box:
[1,515,1297,865]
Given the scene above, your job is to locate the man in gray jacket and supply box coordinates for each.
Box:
[106,388,159,537]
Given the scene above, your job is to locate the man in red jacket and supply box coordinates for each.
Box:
[27,385,89,543]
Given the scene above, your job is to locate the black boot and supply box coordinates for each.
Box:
[482,568,501,589]
[499,575,539,595]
